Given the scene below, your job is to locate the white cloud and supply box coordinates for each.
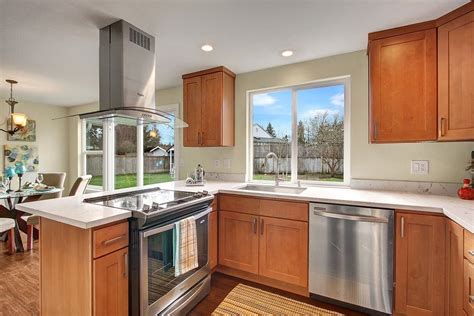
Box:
[253,93,277,107]
[330,93,344,107]
[301,109,340,120]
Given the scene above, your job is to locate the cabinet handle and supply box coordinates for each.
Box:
[374,122,378,141]
[123,252,128,278]
[198,132,201,145]
[440,118,446,137]
[202,132,204,144]
[252,218,257,234]
[260,219,264,235]
[470,295,474,303]
[102,234,126,246]
[469,250,474,257]
[400,216,405,238]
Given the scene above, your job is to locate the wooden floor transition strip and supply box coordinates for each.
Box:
[212,283,344,316]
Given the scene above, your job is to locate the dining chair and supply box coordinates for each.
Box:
[68,175,92,197]
[0,218,16,254]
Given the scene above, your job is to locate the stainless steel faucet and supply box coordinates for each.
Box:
[264,152,284,186]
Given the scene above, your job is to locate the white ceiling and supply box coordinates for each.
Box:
[0,0,468,106]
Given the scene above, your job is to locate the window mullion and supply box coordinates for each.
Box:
[137,119,144,187]
[291,89,298,183]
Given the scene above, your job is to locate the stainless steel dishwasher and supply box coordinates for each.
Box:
[309,203,394,315]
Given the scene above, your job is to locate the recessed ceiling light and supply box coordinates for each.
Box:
[281,50,294,57]
[201,44,213,52]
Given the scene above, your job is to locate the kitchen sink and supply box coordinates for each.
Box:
[238,184,307,194]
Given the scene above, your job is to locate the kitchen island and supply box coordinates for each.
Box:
[17,180,474,315]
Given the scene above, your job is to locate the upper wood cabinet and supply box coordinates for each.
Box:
[394,212,445,315]
[369,29,438,143]
[438,11,474,141]
[182,66,235,147]
[368,2,474,143]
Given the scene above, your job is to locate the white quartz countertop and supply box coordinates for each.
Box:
[16,180,474,232]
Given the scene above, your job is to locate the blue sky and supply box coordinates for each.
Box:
[252,84,344,137]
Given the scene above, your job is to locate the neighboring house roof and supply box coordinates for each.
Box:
[149,144,174,154]
[253,124,273,139]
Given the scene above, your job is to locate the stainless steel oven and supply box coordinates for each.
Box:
[139,207,212,315]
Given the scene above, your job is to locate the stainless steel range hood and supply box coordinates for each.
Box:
[78,20,187,127]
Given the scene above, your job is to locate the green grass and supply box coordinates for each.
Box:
[253,173,343,182]
[90,172,173,189]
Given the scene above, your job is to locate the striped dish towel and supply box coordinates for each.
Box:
[174,217,198,277]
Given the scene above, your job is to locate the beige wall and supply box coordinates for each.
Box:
[157,50,473,183]
[0,101,70,190]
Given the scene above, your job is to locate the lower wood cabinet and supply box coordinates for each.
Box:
[258,216,308,287]
[394,212,445,315]
[446,219,465,315]
[218,196,308,289]
[93,247,129,316]
[465,259,474,315]
[219,210,259,274]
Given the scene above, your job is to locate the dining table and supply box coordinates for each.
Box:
[0,187,62,252]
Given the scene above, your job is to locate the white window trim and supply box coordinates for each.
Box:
[246,76,351,187]
[81,103,180,191]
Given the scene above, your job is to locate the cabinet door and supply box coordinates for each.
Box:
[369,29,437,142]
[183,76,202,146]
[218,211,259,274]
[201,72,223,146]
[258,216,308,287]
[446,220,465,315]
[209,210,218,270]
[465,259,474,315]
[394,212,445,315]
[438,11,474,141]
[93,247,128,316]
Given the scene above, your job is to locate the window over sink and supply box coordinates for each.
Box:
[248,77,350,185]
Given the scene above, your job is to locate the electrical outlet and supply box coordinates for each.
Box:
[223,158,231,169]
[411,160,429,175]
[214,160,220,168]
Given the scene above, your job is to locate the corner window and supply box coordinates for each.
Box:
[249,77,350,185]
[82,104,179,191]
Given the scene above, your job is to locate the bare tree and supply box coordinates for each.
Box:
[306,112,343,177]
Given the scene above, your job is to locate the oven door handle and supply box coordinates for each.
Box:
[142,207,212,238]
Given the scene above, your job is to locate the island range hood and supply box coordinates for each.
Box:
[78,19,187,127]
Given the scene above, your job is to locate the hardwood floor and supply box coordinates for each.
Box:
[0,237,363,316]
[190,272,366,315]
[0,234,39,316]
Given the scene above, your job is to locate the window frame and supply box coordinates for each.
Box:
[81,103,180,191]
[247,76,351,186]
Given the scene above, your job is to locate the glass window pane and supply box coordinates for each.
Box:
[85,120,103,151]
[86,153,103,188]
[143,116,175,185]
[252,90,292,182]
[115,123,137,189]
[296,85,344,182]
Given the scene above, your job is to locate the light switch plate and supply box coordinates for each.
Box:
[411,160,429,175]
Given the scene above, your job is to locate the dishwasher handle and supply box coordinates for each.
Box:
[312,209,388,223]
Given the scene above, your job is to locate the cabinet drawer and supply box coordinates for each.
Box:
[219,195,260,215]
[466,230,474,264]
[465,259,474,315]
[93,222,129,258]
[259,199,308,222]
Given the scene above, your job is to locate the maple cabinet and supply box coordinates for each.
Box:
[368,29,437,143]
[182,66,235,147]
[218,195,308,292]
[93,247,129,316]
[394,212,445,315]
[209,199,218,270]
[446,219,465,315]
[438,11,474,141]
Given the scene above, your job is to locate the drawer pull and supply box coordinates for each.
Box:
[102,234,126,246]
[469,250,474,257]
[123,253,128,278]
[252,218,257,234]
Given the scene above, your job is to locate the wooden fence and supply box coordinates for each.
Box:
[86,155,170,176]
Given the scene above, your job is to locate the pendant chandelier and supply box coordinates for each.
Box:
[2,79,27,135]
